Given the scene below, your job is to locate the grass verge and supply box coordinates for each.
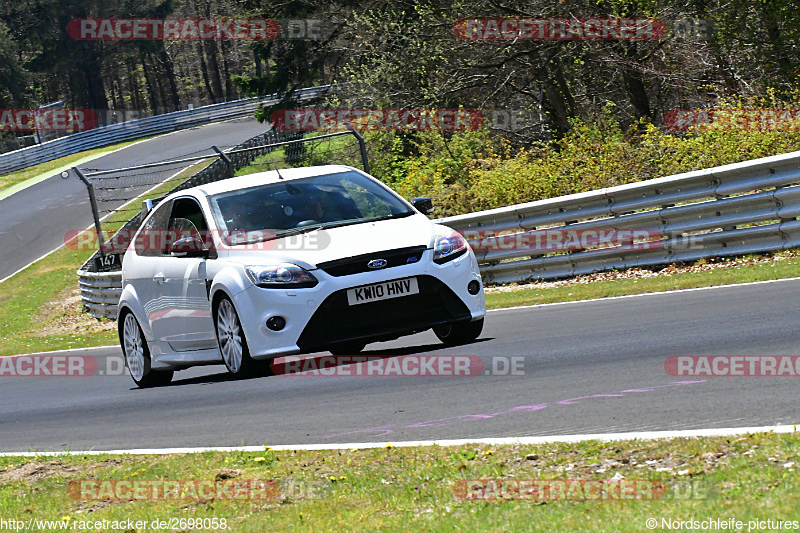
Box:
[0,243,117,356]
[1,432,798,531]
[485,253,800,309]
[0,138,150,193]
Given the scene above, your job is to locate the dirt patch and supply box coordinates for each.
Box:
[73,501,112,514]
[0,459,121,485]
[32,288,116,337]
[215,468,241,481]
[35,265,75,275]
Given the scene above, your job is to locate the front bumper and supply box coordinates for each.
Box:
[231,248,486,359]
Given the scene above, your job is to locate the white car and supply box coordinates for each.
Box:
[117,165,486,387]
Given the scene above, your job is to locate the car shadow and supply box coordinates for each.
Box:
[166,367,271,387]
[360,337,493,357]
[162,337,494,387]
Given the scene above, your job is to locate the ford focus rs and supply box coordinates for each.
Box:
[117,165,486,387]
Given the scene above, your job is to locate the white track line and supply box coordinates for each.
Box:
[0,248,71,285]
[0,345,118,358]
[0,136,155,202]
[0,117,253,285]
[1,424,796,456]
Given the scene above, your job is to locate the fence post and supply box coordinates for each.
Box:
[345,124,370,174]
[72,167,106,260]
[213,145,234,178]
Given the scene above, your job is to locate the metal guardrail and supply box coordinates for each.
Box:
[440,149,800,284]
[77,146,800,319]
[0,86,330,175]
[78,270,123,319]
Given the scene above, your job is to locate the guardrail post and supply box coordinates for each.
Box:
[345,124,370,174]
[213,145,234,178]
[73,167,106,260]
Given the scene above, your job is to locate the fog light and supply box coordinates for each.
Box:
[467,280,481,295]
[266,316,286,331]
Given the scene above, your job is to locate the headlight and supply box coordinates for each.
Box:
[433,231,468,264]
[245,264,318,288]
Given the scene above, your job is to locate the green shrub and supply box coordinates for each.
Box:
[363,113,800,217]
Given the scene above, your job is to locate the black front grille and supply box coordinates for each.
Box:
[296,275,471,351]
[316,246,427,277]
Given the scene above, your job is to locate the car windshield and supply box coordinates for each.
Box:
[208,170,415,245]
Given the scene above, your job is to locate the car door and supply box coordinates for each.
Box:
[150,197,217,352]
[127,198,173,349]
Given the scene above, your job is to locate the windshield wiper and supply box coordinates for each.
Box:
[307,212,415,232]
[273,225,325,239]
[226,225,323,245]
[363,211,415,223]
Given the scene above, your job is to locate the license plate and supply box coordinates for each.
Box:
[347,277,419,306]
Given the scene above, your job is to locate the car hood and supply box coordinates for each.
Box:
[222,214,438,269]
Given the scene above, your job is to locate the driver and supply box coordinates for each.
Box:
[304,197,324,221]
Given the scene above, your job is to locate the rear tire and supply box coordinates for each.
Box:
[433,318,484,346]
[120,311,173,388]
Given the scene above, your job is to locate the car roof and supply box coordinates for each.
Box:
[179,164,360,198]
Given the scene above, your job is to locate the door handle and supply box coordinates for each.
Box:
[153,273,165,285]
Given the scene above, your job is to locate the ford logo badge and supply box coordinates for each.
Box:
[367,259,388,269]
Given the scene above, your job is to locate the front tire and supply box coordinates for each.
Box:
[215,297,259,378]
[120,311,173,388]
[433,318,484,346]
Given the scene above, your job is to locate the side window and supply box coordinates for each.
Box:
[134,200,172,257]
[167,198,211,252]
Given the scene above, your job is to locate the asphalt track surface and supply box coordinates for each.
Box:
[0,117,272,280]
[2,280,799,453]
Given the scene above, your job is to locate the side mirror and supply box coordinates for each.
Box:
[141,199,154,220]
[411,197,434,215]
[169,236,211,258]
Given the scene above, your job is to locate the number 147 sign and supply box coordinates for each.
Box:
[94,252,121,272]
